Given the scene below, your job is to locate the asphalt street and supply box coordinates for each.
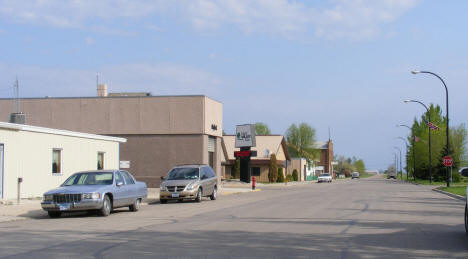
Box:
[0,175,467,258]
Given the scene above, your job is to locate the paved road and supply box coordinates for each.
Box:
[0,176,467,258]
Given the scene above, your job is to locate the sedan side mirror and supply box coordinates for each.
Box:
[160,176,165,181]
[116,181,124,187]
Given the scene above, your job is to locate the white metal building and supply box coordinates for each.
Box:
[0,122,126,200]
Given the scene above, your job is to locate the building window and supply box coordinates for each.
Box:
[52,149,62,174]
[252,167,260,176]
[97,152,105,170]
[208,136,216,169]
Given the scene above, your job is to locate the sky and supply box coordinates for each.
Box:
[1,0,468,171]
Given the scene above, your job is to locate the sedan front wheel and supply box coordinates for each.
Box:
[99,195,112,217]
[195,188,202,203]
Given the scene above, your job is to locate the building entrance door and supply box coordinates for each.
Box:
[0,144,4,199]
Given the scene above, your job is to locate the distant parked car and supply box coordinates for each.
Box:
[160,164,217,203]
[351,172,360,179]
[318,173,332,183]
[459,167,468,177]
[41,170,147,218]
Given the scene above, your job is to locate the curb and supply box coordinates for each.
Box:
[432,188,465,201]
[222,188,262,196]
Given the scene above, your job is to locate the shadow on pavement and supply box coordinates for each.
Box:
[1,220,468,258]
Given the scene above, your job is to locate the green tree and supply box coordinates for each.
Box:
[353,159,366,174]
[255,122,271,135]
[292,169,298,181]
[334,155,357,177]
[277,168,284,182]
[285,123,318,161]
[269,154,278,182]
[233,158,240,179]
[407,104,467,181]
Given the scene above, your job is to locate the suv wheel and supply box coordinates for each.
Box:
[210,186,217,200]
[195,188,202,203]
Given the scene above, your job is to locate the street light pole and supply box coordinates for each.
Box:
[398,124,416,181]
[412,70,450,187]
[394,146,403,180]
[397,137,409,181]
[404,99,432,183]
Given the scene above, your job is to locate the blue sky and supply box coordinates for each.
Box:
[1,0,468,170]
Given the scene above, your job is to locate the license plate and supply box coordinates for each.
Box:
[59,204,70,211]
[172,193,179,198]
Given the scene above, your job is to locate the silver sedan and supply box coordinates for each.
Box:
[41,170,147,218]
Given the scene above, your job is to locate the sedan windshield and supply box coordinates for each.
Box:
[62,172,114,186]
[320,174,330,177]
[167,168,199,180]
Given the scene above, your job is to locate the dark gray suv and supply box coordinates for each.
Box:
[160,165,218,203]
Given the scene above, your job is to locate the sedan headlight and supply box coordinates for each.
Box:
[82,193,101,200]
[43,194,53,201]
[160,185,166,191]
[186,182,198,191]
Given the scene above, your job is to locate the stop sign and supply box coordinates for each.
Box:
[443,156,453,167]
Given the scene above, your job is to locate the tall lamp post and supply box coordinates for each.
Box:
[393,152,398,176]
[412,70,450,187]
[398,124,416,181]
[404,99,432,183]
[394,146,403,180]
[397,137,409,181]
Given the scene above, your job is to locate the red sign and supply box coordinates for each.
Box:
[427,122,439,130]
[443,156,453,167]
[234,151,251,158]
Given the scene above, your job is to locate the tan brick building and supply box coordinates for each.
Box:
[222,135,290,182]
[0,95,223,187]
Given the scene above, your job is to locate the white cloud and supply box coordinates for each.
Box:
[0,0,420,40]
[0,62,221,98]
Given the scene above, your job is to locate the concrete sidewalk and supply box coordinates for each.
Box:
[0,186,261,223]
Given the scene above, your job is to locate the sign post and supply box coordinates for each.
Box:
[235,124,256,183]
[443,156,453,184]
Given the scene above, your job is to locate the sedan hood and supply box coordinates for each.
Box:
[44,185,109,195]
[162,179,197,186]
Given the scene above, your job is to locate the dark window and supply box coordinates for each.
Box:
[167,168,199,180]
[209,152,214,169]
[52,149,62,174]
[97,152,104,170]
[121,171,135,184]
[205,166,216,178]
[115,172,124,184]
[62,172,113,186]
[252,167,260,176]
[461,168,468,177]
[201,167,209,180]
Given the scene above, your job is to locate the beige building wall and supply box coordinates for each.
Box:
[203,97,223,138]
[0,126,122,200]
[0,96,209,135]
[0,96,224,187]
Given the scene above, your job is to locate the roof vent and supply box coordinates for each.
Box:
[9,112,25,124]
[97,84,108,97]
